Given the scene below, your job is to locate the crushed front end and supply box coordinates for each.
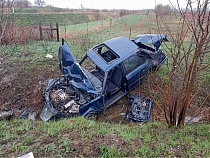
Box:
[40,77,97,121]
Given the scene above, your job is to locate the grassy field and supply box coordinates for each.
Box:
[0,10,209,157]
[2,7,118,26]
[0,118,209,157]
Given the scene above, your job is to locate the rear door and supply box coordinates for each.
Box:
[123,55,148,91]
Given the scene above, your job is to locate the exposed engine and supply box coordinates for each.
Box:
[47,77,94,117]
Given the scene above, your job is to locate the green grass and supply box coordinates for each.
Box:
[3,7,118,26]
[118,14,149,25]
[3,12,89,26]
[0,40,60,71]
[0,118,209,157]
[60,19,110,32]
[58,13,152,41]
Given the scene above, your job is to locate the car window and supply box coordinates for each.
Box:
[80,56,96,70]
[123,54,146,75]
[93,44,119,63]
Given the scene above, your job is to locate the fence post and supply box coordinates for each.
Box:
[39,22,43,40]
[50,23,53,39]
[64,24,66,39]
[86,21,89,36]
[56,23,59,42]
[129,27,132,39]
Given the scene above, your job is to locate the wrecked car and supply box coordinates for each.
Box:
[40,34,168,121]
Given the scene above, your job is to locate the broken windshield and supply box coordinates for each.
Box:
[80,56,104,93]
[59,39,97,94]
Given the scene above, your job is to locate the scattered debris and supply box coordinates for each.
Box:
[45,53,53,58]
[185,116,200,124]
[0,109,13,121]
[18,110,29,119]
[40,103,54,121]
[18,152,34,158]
[126,94,152,122]
[28,112,36,121]
[0,109,37,121]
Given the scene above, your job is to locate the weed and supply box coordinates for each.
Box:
[44,119,70,136]
[99,145,117,157]
[116,126,138,140]
[39,142,57,153]
[143,133,152,143]
[58,138,71,154]
[96,124,112,137]
[139,145,151,157]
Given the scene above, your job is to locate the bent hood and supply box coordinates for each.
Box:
[133,34,168,50]
[59,38,97,94]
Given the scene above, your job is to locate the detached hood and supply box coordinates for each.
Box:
[134,34,168,50]
[59,39,97,94]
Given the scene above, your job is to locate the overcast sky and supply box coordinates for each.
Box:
[29,0,190,10]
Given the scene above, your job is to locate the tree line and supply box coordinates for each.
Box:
[0,0,46,8]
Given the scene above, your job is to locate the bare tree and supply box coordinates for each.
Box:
[14,0,31,8]
[155,4,174,15]
[150,0,210,126]
[0,0,15,45]
[34,0,45,7]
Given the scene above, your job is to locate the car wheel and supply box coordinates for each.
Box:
[85,111,98,120]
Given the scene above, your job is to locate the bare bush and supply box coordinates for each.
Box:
[0,1,40,45]
[155,4,174,15]
[1,24,39,45]
[150,0,210,126]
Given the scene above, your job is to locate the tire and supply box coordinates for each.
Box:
[85,111,98,120]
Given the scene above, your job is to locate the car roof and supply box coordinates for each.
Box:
[87,36,138,71]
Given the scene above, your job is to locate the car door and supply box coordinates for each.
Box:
[123,55,148,91]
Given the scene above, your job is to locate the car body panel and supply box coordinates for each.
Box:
[79,96,103,116]
[134,33,168,50]
[126,62,148,91]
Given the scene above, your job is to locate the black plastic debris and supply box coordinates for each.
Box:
[126,94,152,122]
[0,109,13,121]
[18,110,29,119]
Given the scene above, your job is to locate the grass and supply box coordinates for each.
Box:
[3,7,118,26]
[59,13,153,41]
[2,13,89,26]
[0,40,60,71]
[0,118,209,157]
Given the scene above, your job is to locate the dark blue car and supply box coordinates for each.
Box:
[40,34,168,121]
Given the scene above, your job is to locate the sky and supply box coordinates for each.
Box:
[29,0,190,10]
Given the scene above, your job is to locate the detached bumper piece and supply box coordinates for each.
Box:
[127,94,152,122]
[0,109,13,121]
